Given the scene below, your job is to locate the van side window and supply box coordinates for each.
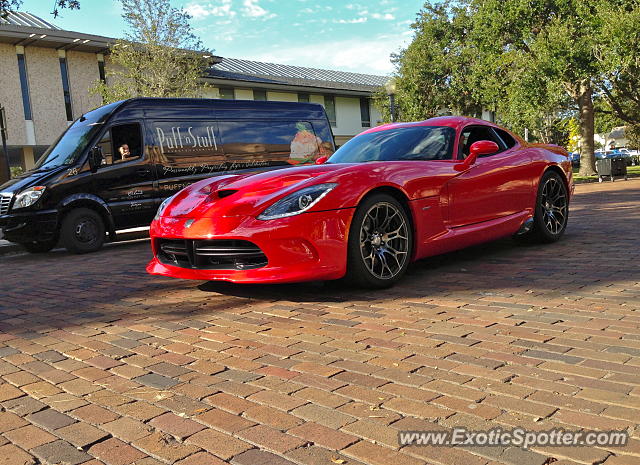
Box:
[219,121,324,164]
[97,123,143,165]
[112,123,142,163]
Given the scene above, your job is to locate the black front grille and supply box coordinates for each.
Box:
[0,193,12,215]
[157,239,267,270]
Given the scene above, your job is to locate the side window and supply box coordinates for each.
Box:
[219,121,324,164]
[112,123,142,163]
[459,126,504,159]
[493,128,517,149]
[97,123,142,165]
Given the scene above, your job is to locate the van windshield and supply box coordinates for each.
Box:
[33,101,120,171]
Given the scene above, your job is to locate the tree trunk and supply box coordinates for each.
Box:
[577,80,596,176]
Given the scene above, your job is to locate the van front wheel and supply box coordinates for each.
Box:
[60,208,105,254]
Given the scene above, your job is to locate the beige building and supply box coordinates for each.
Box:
[0,12,386,173]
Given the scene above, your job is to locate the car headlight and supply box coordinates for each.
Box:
[258,183,337,220]
[155,195,175,220]
[13,186,46,210]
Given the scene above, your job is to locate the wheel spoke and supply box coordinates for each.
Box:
[359,202,409,280]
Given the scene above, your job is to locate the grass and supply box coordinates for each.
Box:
[573,164,640,183]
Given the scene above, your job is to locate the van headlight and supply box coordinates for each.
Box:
[13,186,46,210]
[155,195,175,220]
[258,183,337,220]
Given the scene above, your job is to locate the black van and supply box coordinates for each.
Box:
[0,98,335,253]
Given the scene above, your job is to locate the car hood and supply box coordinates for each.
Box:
[0,166,68,195]
[161,163,357,218]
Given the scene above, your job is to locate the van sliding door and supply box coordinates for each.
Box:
[149,120,224,199]
[218,120,330,167]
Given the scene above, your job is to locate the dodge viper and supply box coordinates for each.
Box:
[147,116,573,288]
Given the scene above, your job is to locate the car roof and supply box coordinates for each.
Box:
[361,116,503,135]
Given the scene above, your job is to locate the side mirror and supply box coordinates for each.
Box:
[88,146,103,173]
[315,156,328,165]
[455,140,499,171]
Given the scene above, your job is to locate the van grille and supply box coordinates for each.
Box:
[0,193,12,215]
[157,239,268,270]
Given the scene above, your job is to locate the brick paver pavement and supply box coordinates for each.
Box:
[0,179,639,465]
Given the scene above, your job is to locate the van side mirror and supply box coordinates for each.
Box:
[455,140,499,171]
[88,146,103,173]
[315,156,328,165]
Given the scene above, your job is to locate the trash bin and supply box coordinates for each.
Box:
[596,158,627,182]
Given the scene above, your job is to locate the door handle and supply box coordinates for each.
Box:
[137,167,151,176]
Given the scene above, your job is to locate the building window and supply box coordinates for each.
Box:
[59,57,73,121]
[253,89,267,101]
[360,97,371,127]
[16,53,32,121]
[98,60,106,83]
[324,95,336,126]
[298,93,310,103]
[219,87,235,100]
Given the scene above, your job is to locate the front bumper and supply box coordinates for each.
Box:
[0,209,58,243]
[146,208,354,284]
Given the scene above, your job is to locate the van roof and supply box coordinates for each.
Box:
[117,97,325,113]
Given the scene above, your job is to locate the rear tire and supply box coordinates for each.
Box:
[520,170,569,244]
[344,194,413,288]
[20,238,58,253]
[60,208,105,254]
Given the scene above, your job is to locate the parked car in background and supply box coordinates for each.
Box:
[569,152,580,167]
[0,98,335,254]
[616,148,639,166]
[148,116,573,288]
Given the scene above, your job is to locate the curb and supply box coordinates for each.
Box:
[0,240,24,256]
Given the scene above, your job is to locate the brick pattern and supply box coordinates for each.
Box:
[0,179,638,465]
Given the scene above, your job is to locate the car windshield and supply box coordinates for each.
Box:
[328,126,455,164]
[33,102,120,171]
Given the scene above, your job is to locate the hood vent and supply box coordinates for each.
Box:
[217,189,238,198]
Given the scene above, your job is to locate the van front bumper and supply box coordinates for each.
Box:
[0,209,58,243]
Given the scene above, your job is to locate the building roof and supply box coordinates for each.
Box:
[0,11,60,29]
[206,57,388,94]
[609,126,626,140]
[0,12,388,94]
[0,11,113,52]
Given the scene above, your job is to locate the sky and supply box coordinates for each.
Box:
[24,0,426,76]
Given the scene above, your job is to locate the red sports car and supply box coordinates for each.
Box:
[147,117,573,288]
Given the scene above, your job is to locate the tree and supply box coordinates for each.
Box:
[466,0,607,175]
[387,1,484,122]
[594,3,640,128]
[1,0,79,18]
[91,0,212,103]
[389,0,640,176]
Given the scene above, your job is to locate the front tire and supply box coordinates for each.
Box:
[344,194,413,288]
[60,208,105,254]
[522,171,569,243]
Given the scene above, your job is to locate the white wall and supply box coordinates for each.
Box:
[267,91,297,102]
[334,96,364,137]
[235,88,253,100]
[207,85,375,141]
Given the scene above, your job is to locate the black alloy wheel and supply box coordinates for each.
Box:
[345,193,413,288]
[518,170,569,243]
